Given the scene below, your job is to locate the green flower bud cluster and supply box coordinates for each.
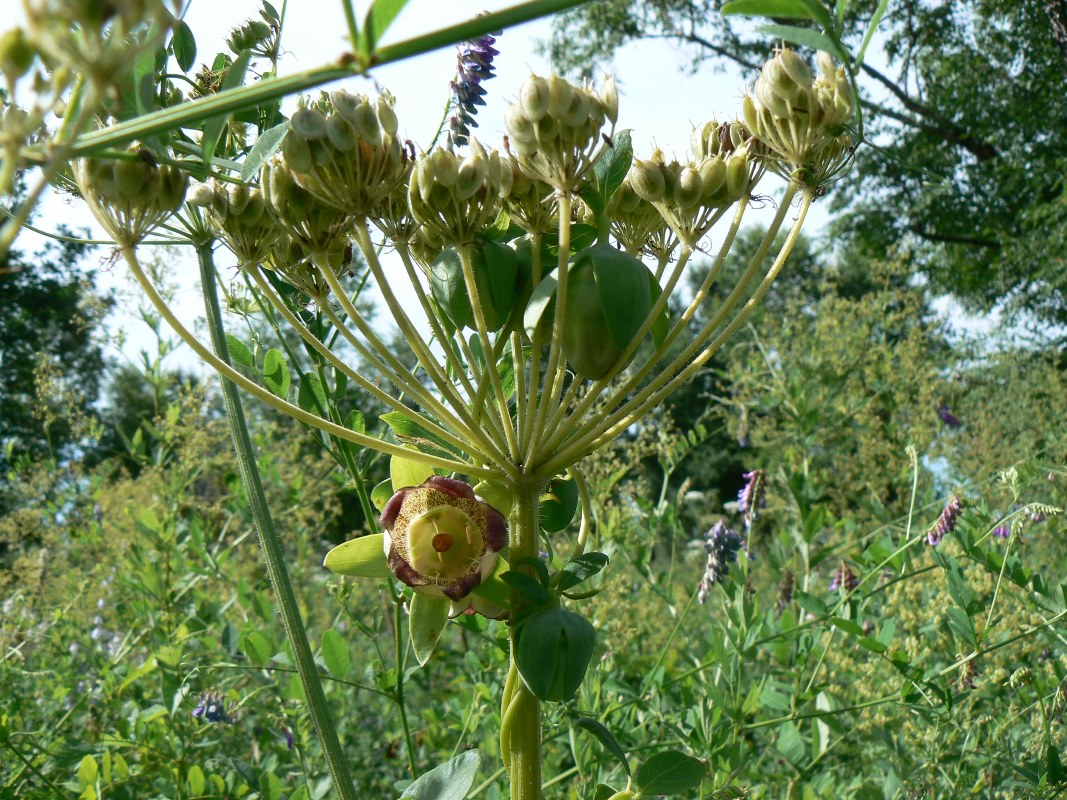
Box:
[261,156,351,279]
[370,162,417,243]
[606,174,669,257]
[24,0,178,81]
[408,139,512,247]
[264,233,348,298]
[742,47,854,187]
[74,144,187,246]
[504,155,555,235]
[505,74,617,193]
[627,135,759,239]
[278,90,408,218]
[187,179,279,265]
[226,20,273,55]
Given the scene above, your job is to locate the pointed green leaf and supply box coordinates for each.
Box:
[298,373,328,414]
[501,571,552,605]
[320,628,351,678]
[77,755,99,787]
[363,0,410,53]
[574,717,631,776]
[558,552,609,591]
[582,129,633,214]
[225,334,254,367]
[755,23,849,63]
[323,534,391,578]
[241,630,272,665]
[171,20,197,72]
[261,348,291,397]
[635,750,706,796]
[409,593,450,666]
[241,120,291,181]
[203,49,252,164]
[722,0,821,18]
[399,750,481,800]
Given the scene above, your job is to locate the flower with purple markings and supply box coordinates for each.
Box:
[380,476,507,602]
[192,691,229,724]
[697,520,745,603]
[737,469,766,529]
[927,494,963,546]
[447,27,500,149]
[829,562,858,593]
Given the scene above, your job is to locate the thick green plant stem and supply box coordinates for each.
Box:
[196,243,360,800]
[503,479,545,800]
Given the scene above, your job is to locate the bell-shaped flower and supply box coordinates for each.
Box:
[380,476,507,600]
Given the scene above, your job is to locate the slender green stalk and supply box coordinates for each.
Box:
[122,247,486,475]
[503,479,546,800]
[196,243,359,800]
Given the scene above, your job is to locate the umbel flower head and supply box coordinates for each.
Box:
[380,477,507,601]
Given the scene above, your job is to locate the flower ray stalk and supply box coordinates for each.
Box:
[539,186,809,477]
[196,243,360,800]
[350,223,514,466]
[244,262,473,456]
[523,195,573,468]
[122,247,488,476]
[518,232,545,458]
[459,245,521,460]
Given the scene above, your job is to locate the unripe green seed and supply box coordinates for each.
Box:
[561,90,589,128]
[455,156,487,200]
[291,107,327,140]
[629,159,666,203]
[756,78,790,118]
[764,58,801,103]
[352,101,381,146]
[600,75,618,125]
[725,153,749,199]
[0,28,36,80]
[698,156,726,201]
[186,181,214,207]
[505,103,536,144]
[535,114,559,144]
[329,89,360,122]
[547,75,573,119]
[816,50,836,79]
[325,114,357,152]
[779,47,814,91]
[430,148,459,188]
[376,96,398,136]
[673,166,703,209]
[519,75,550,121]
[281,132,312,174]
[113,160,146,199]
[228,182,250,215]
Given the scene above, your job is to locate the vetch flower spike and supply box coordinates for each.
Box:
[927,494,963,546]
[380,477,507,601]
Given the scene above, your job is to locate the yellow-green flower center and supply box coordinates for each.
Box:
[407,506,481,581]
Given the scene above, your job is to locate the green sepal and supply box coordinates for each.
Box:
[323,533,391,578]
[470,557,511,609]
[390,449,435,490]
[409,592,451,666]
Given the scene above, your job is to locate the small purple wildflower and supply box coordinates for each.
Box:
[992,523,1011,539]
[697,520,745,603]
[927,494,963,546]
[1030,509,1046,523]
[829,562,858,593]
[737,469,766,529]
[192,691,229,724]
[279,726,294,749]
[937,404,962,429]
[447,25,500,150]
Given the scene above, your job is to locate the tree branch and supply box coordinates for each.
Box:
[907,223,1001,250]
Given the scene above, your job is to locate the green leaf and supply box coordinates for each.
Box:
[409,593,451,666]
[380,411,463,457]
[945,606,977,649]
[755,23,849,63]
[856,0,889,67]
[574,717,631,776]
[523,271,558,340]
[371,479,394,512]
[323,533,392,578]
[390,450,435,491]
[858,636,887,653]
[831,616,865,637]
[588,244,652,349]
[77,755,99,787]
[634,750,706,796]
[558,552,609,591]
[399,750,481,800]
[261,348,291,397]
[1046,742,1065,785]
[186,765,206,796]
[363,0,410,53]
[722,0,821,18]
[515,607,596,702]
[202,49,252,165]
[241,120,291,181]
[775,722,807,767]
[298,373,328,414]
[171,20,197,72]
[582,129,633,214]
[241,630,272,665]
[501,571,552,605]
[225,334,254,367]
[320,628,351,678]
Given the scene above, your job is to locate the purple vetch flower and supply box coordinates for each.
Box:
[927,494,963,546]
[937,404,962,429]
[279,726,294,749]
[737,469,766,529]
[992,523,1012,539]
[1030,509,1047,523]
[447,25,500,149]
[829,562,859,593]
[697,520,745,603]
[192,691,230,724]
[380,476,507,603]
